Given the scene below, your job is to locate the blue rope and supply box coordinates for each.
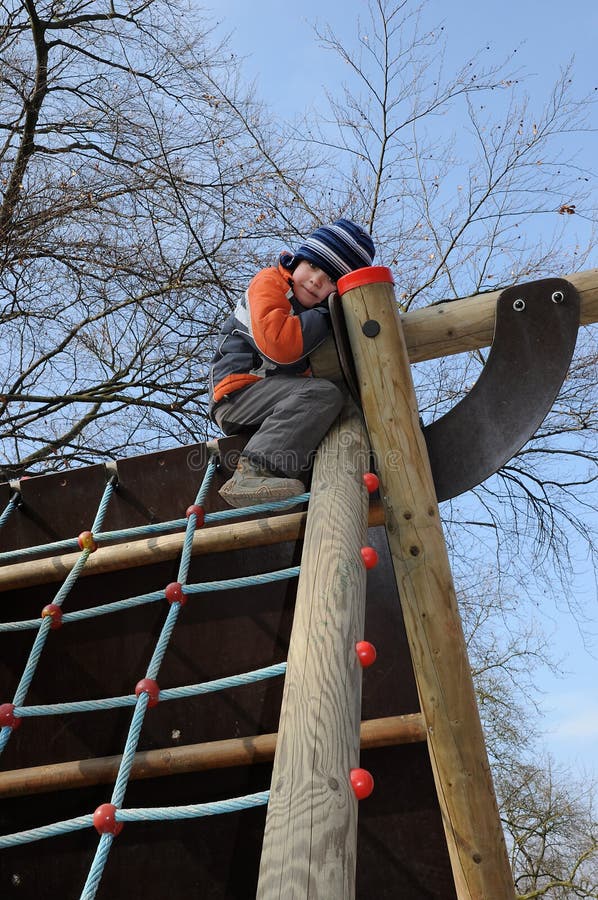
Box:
[0,815,94,849]
[91,477,116,532]
[80,833,113,900]
[164,462,215,641]
[0,535,79,562]
[183,567,300,594]
[0,568,300,634]
[72,469,215,569]
[179,520,196,586]
[0,490,309,566]
[175,458,217,591]
[0,792,270,851]
[13,663,287,717]
[0,479,116,757]
[146,602,180,681]
[204,493,309,522]
[0,477,116,564]
[118,791,270,822]
[51,545,95,608]
[0,616,56,753]
[10,617,54,705]
[0,590,165,632]
[195,455,217,508]
[82,460,227,898]
[0,493,19,531]
[1,458,302,898]
[111,695,149,807]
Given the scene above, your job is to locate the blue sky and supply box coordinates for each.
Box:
[214,0,598,122]
[209,0,597,778]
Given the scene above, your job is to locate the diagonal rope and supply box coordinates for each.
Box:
[1,458,307,900]
[0,492,19,531]
[0,477,117,756]
[81,459,232,899]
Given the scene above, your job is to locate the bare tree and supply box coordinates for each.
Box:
[300,1,598,892]
[499,759,598,899]
[0,0,320,475]
[305,0,597,584]
[307,0,596,302]
[457,569,598,897]
[1,0,596,889]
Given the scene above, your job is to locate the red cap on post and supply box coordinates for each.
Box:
[337,266,394,295]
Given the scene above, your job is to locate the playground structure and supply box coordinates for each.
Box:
[0,268,597,898]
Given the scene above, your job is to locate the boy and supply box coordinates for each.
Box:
[209,219,375,507]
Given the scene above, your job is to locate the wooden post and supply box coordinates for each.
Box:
[256,400,371,899]
[338,267,515,899]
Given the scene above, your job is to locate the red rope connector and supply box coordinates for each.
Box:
[77,530,97,552]
[135,678,160,708]
[93,803,124,836]
[164,582,186,606]
[0,703,21,730]
[41,603,63,629]
[185,504,205,528]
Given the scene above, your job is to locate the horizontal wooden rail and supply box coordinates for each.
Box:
[0,502,386,593]
[0,713,425,799]
[402,268,598,363]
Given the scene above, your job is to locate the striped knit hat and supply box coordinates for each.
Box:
[293,219,375,283]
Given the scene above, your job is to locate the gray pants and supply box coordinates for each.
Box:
[214,376,345,478]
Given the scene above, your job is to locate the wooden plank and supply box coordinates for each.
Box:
[0,714,425,799]
[257,401,371,899]
[340,271,516,899]
[0,502,386,592]
[402,268,597,363]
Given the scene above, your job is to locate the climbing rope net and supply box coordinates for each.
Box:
[0,454,310,899]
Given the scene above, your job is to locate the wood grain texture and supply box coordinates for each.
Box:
[0,503,386,592]
[341,279,516,900]
[0,714,426,799]
[402,268,597,363]
[256,401,371,899]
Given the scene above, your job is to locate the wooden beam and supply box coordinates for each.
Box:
[402,268,598,363]
[257,401,371,899]
[340,270,516,899]
[0,714,425,799]
[0,503,386,593]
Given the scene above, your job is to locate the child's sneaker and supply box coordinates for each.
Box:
[219,457,305,508]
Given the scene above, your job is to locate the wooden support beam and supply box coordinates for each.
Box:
[0,714,425,799]
[402,267,597,363]
[257,401,371,899]
[340,269,516,899]
[0,503,386,593]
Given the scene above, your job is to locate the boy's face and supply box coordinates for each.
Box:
[292,261,336,308]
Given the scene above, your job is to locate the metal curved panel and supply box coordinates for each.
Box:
[330,278,580,502]
[423,278,580,501]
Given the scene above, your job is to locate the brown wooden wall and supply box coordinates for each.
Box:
[0,439,455,899]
